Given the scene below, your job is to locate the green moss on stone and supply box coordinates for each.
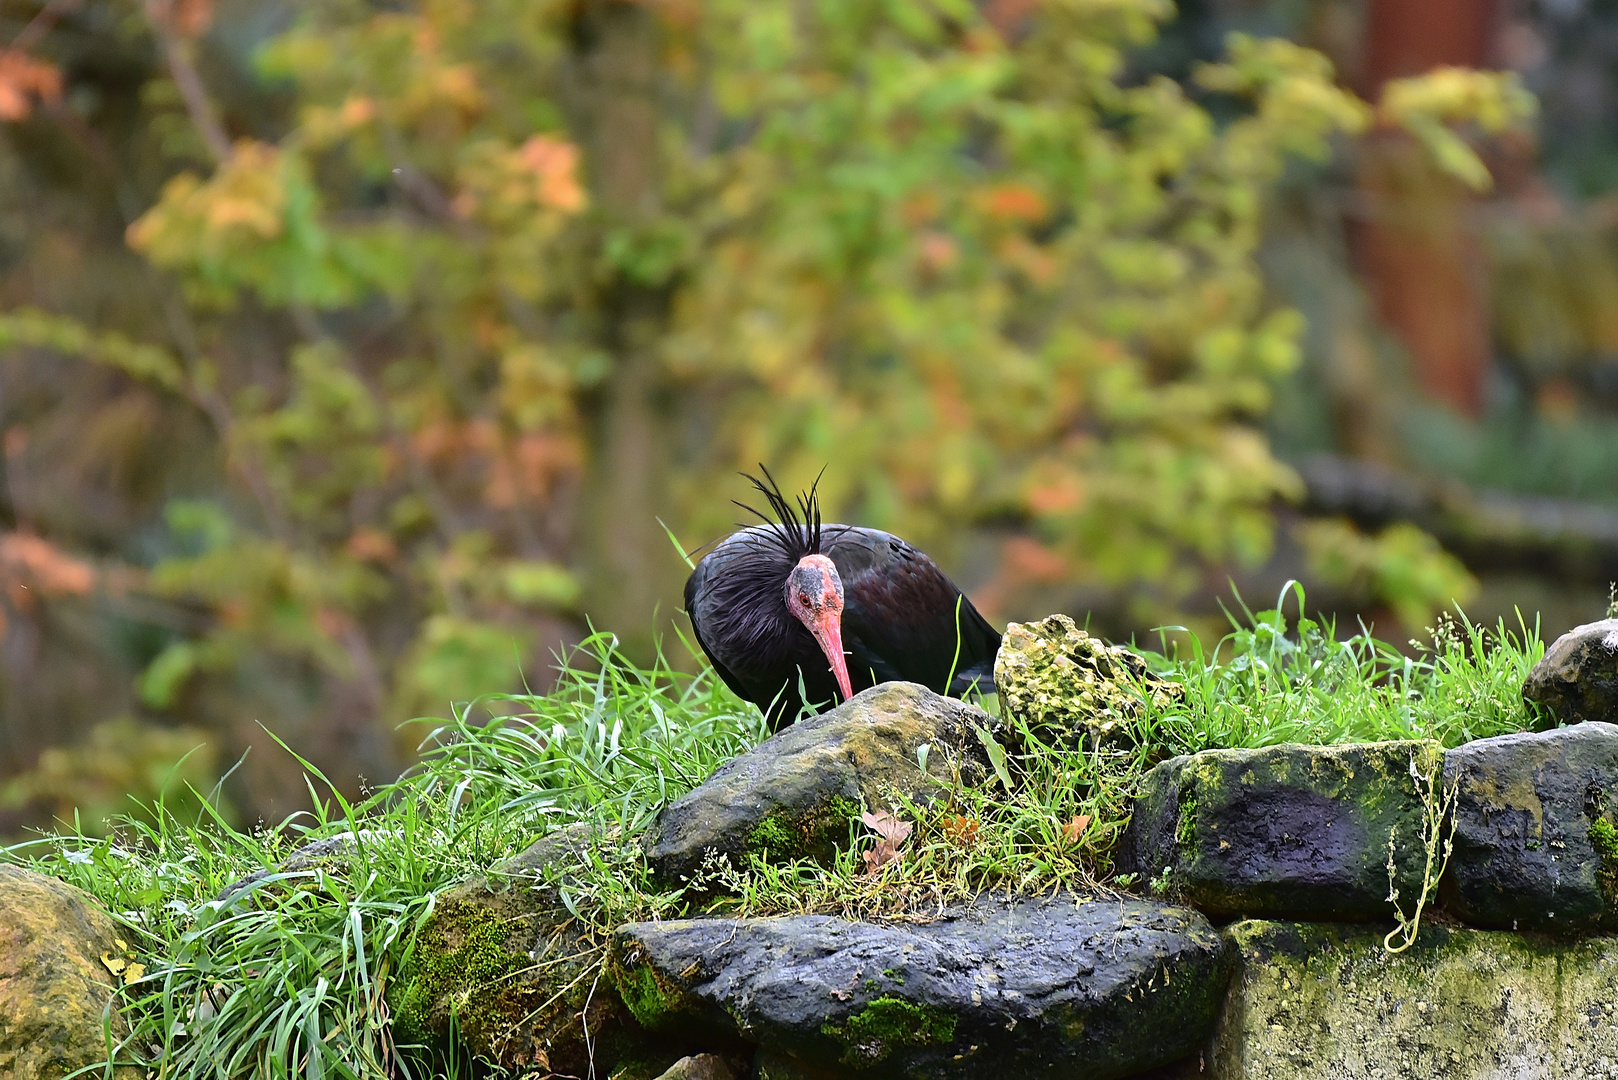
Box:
[1590,816,1618,861]
[747,813,796,853]
[1590,816,1618,904]
[393,900,523,1042]
[612,955,689,1031]
[822,995,957,1066]
[1176,787,1197,848]
[745,795,862,861]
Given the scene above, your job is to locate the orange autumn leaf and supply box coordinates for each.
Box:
[0,532,94,596]
[1061,813,1092,846]
[1002,536,1068,583]
[518,135,586,213]
[979,183,1047,223]
[918,232,959,273]
[145,0,214,36]
[346,527,397,563]
[0,51,61,122]
[941,814,981,847]
[174,0,214,37]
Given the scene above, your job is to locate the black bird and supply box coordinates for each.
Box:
[685,470,1001,729]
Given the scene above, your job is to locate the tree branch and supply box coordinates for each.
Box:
[143,0,231,163]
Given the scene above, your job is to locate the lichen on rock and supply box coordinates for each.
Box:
[1203,920,1618,1079]
[1443,722,1618,931]
[0,864,142,1080]
[994,614,1182,745]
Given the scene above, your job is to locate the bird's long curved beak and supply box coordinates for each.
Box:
[807,612,854,705]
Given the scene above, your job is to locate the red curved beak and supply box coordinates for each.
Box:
[806,610,854,705]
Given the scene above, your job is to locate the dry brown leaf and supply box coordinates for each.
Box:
[860,810,913,844]
[860,810,914,875]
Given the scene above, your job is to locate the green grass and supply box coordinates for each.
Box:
[7,630,763,1080]
[2,593,1550,1079]
[1137,585,1547,752]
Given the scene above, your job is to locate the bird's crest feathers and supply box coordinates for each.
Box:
[734,465,825,562]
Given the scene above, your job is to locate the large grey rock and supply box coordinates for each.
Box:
[994,614,1182,747]
[1524,617,1618,724]
[609,894,1230,1080]
[0,864,141,1080]
[1443,722,1618,932]
[1118,741,1442,920]
[644,682,991,890]
[1194,920,1618,1079]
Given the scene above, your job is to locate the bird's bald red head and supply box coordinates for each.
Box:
[785,554,852,705]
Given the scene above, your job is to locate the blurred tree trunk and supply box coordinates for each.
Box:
[572,0,682,660]
[1355,0,1497,418]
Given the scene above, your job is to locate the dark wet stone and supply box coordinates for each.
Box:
[609,894,1230,1080]
[1523,618,1618,725]
[499,821,598,878]
[643,682,991,891]
[1442,722,1618,932]
[1117,741,1441,920]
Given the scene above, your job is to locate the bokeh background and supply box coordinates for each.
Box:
[0,0,1608,836]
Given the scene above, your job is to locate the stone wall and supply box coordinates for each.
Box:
[15,617,1618,1080]
[397,679,1618,1079]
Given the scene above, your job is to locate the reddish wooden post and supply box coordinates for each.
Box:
[1355,0,1498,417]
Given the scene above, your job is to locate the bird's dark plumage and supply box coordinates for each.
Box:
[685,471,1001,728]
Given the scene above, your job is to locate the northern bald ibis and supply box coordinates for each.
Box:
[685,471,1001,729]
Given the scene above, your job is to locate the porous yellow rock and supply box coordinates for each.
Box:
[0,864,141,1080]
[994,613,1182,743]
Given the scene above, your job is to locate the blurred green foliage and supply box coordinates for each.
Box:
[0,0,1526,818]
[1,716,227,833]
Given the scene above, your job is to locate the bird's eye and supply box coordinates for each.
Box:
[798,592,811,605]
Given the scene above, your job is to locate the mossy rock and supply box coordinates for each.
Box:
[1442,722,1618,932]
[1118,740,1442,920]
[0,864,142,1080]
[994,614,1182,748]
[643,682,991,892]
[392,826,655,1073]
[610,893,1230,1080]
[1201,919,1618,1078]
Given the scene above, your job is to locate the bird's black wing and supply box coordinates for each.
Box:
[684,558,749,704]
[825,527,1001,699]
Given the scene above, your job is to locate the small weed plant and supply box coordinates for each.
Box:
[4,593,1550,1079]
